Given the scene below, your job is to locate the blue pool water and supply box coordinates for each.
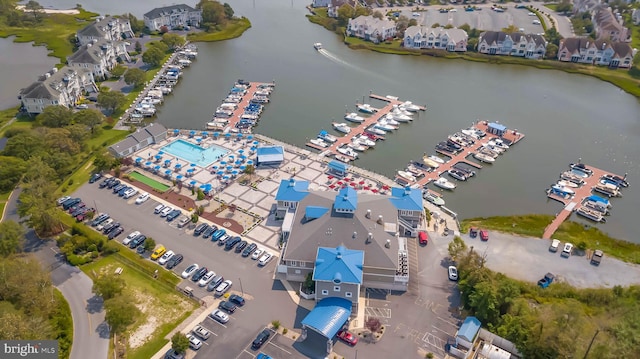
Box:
[161,139,229,167]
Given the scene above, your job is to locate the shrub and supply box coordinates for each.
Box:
[282,328,288,335]
[271,320,281,330]
[87,244,98,252]
[67,254,92,266]
[68,179,74,185]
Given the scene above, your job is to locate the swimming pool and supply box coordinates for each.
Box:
[161,139,229,167]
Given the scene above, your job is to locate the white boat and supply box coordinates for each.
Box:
[593,183,621,197]
[397,171,416,183]
[478,147,499,158]
[391,109,412,122]
[423,191,445,206]
[433,177,456,190]
[353,135,375,147]
[310,138,329,148]
[448,169,468,181]
[206,121,226,130]
[347,142,366,152]
[335,155,351,163]
[583,200,609,215]
[344,112,365,123]
[374,122,394,132]
[557,180,579,188]
[357,104,377,114]
[332,122,351,134]
[461,128,479,139]
[318,130,337,143]
[473,152,495,163]
[313,42,323,50]
[421,156,440,169]
[493,138,510,149]
[552,184,575,195]
[483,143,505,154]
[406,165,423,177]
[376,119,398,131]
[401,101,421,112]
[575,206,606,223]
[382,114,399,125]
[385,95,399,100]
[337,146,358,159]
[560,171,585,185]
[427,155,445,164]
[366,127,386,136]
[392,104,413,117]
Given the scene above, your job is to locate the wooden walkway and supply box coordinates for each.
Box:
[542,165,624,239]
[210,82,275,132]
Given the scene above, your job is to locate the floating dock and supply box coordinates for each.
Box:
[207,81,275,133]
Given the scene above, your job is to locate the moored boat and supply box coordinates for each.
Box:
[344,112,365,123]
[397,170,416,183]
[332,122,351,134]
[337,146,358,159]
[423,191,445,206]
[560,171,585,185]
[552,184,575,195]
[310,138,329,148]
[427,155,445,164]
[401,101,421,112]
[575,205,606,223]
[391,109,412,122]
[583,200,609,215]
[366,127,386,136]
[347,142,367,152]
[382,114,399,125]
[433,177,456,190]
[406,165,423,177]
[593,183,621,197]
[586,194,611,208]
[448,169,468,181]
[570,162,593,175]
[353,135,375,147]
[374,122,395,132]
[557,180,579,188]
[421,156,440,169]
[357,103,377,113]
[334,155,351,163]
[318,130,337,143]
[392,104,413,117]
[601,174,629,188]
[473,152,495,163]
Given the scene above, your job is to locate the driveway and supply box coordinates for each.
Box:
[5,189,109,359]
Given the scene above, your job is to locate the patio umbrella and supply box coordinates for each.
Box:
[187,168,195,173]
[344,177,351,182]
[246,160,254,165]
[231,170,239,175]
[337,181,343,185]
[250,146,257,151]
[225,133,232,138]
[359,180,366,185]
[253,141,259,145]
[189,130,196,136]
[196,138,202,143]
[145,161,152,166]
[175,163,182,168]
[190,180,197,186]
[328,175,334,180]
[371,188,379,193]
[155,155,162,160]
[165,170,172,175]
[173,129,179,134]
[158,151,164,155]
[237,133,243,138]
[382,185,390,190]
[239,165,246,171]
[235,160,242,165]
[240,155,247,160]
[220,161,227,165]
[154,165,161,170]
[177,175,183,180]
[135,157,142,163]
[164,159,171,164]
[223,175,230,180]
[212,165,218,170]
[329,184,336,189]
[216,170,224,175]
[351,183,357,187]
[229,155,235,159]
[238,149,245,154]
[364,186,370,190]
[226,165,233,171]
[201,131,208,137]
[190,163,197,167]
[247,135,253,140]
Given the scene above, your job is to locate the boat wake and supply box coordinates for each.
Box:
[317,49,387,81]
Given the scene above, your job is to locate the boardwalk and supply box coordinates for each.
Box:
[207,81,275,132]
[542,165,625,239]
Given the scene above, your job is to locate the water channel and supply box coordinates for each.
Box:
[10,0,640,242]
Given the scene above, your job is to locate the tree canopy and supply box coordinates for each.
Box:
[92,275,126,301]
[104,293,140,335]
[97,90,126,114]
[123,68,146,89]
[142,46,165,67]
[0,221,25,256]
[161,33,186,50]
[171,332,189,353]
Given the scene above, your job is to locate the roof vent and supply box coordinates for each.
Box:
[366,233,373,243]
[385,239,391,248]
[352,231,357,239]
[366,209,371,219]
[288,178,295,187]
[377,215,383,225]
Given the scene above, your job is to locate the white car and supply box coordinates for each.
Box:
[135,192,150,204]
[186,334,202,350]
[528,12,536,16]
[251,248,264,260]
[198,270,216,287]
[549,239,561,252]
[209,309,229,324]
[154,204,165,214]
[532,20,541,25]
[561,242,573,257]
[449,8,457,12]
[96,218,113,231]
[75,104,89,109]
[258,253,272,266]
[123,230,141,245]
[57,196,71,205]
[215,280,232,296]
[160,207,173,217]
[181,264,199,279]
[123,188,138,199]
[448,266,458,281]
[158,250,174,265]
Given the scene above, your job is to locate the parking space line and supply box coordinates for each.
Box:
[431,325,454,337]
[268,341,292,355]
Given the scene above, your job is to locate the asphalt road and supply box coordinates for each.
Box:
[5,189,109,359]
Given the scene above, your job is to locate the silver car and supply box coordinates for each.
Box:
[209,309,229,324]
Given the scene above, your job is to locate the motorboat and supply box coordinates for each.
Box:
[456,132,476,145]
[570,163,593,175]
[332,122,351,134]
[447,169,468,181]
[366,127,386,136]
[310,138,329,148]
[586,194,611,208]
[557,180,579,188]
[575,206,606,223]
[600,178,622,188]
[318,130,337,143]
[347,142,367,152]
[385,95,399,100]
[453,164,476,177]
[357,103,377,114]
[392,104,413,117]
[560,171,585,185]
[391,109,412,122]
[583,200,609,215]
[473,152,495,163]
[547,186,572,199]
[353,135,375,147]
[428,155,445,164]
[423,191,445,206]
[397,170,416,183]
[406,165,423,177]
[493,138,510,149]
[433,177,456,190]
[313,42,323,50]
[461,128,479,139]
[483,142,505,154]
[337,146,358,159]
[377,119,398,130]
[206,121,226,130]
[335,155,351,163]
[401,101,421,112]
[374,122,396,132]
[421,156,440,169]
[344,112,365,123]
[382,114,399,125]
[593,183,621,197]
[601,174,629,188]
[552,184,575,195]
[451,134,473,147]
[435,143,457,155]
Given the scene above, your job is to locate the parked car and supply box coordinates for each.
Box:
[129,234,146,249]
[202,226,217,239]
[191,267,208,282]
[537,272,555,288]
[62,198,81,210]
[448,266,458,281]
[242,243,258,257]
[118,186,131,197]
[198,270,216,287]
[166,209,181,222]
[164,349,185,359]
[181,264,199,279]
[108,226,124,240]
[136,245,146,255]
[103,222,121,234]
[135,192,150,204]
[112,184,126,194]
[258,253,272,266]
[591,249,604,266]
[165,254,183,269]
[549,239,561,252]
[186,334,202,350]
[206,275,224,292]
[217,234,230,246]
[209,309,229,324]
[124,188,138,199]
[214,280,232,296]
[252,329,272,349]
[218,300,237,313]
[211,229,226,242]
[99,178,113,189]
[479,230,489,241]
[192,325,211,340]
[256,354,272,359]
[91,213,110,227]
[561,242,573,257]
[225,236,242,251]
[235,240,248,253]
[68,202,85,213]
[337,329,358,346]
[194,223,209,236]
[160,207,173,217]
[177,216,190,228]
[150,245,167,260]
[154,204,165,214]
[96,218,114,231]
[469,227,478,238]
[251,248,264,260]
[107,179,120,189]
[228,294,245,306]
[158,250,175,265]
[418,231,428,245]
[123,231,141,245]
[89,173,102,183]
[57,196,71,205]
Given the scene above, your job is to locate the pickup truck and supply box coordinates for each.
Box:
[537,273,555,288]
[591,250,604,266]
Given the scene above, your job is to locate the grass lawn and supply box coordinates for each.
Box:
[128,171,171,192]
[461,214,553,238]
[81,252,196,359]
[0,191,12,220]
[86,128,129,150]
[0,106,19,131]
[187,17,251,42]
[0,116,33,137]
[544,3,559,11]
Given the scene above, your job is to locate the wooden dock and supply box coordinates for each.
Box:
[542,164,625,239]
[209,82,275,133]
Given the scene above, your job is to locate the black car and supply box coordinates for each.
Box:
[98,178,113,189]
[112,184,126,193]
[107,179,120,189]
[136,245,146,255]
[191,267,208,282]
[107,226,124,239]
[91,214,110,227]
[129,234,146,249]
[224,236,241,251]
[166,254,183,269]
[234,240,248,253]
[206,276,224,292]
[103,222,120,234]
[242,243,257,257]
[166,209,181,222]
[193,223,209,237]
[218,300,237,313]
[89,173,102,183]
[202,226,217,239]
[62,198,81,210]
[251,329,271,349]
[228,294,245,306]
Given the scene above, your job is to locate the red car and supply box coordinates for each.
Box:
[480,230,489,241]
[337,329,358,346]
[418,231,428,245]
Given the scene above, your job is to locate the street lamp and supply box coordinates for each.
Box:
[239,277,244,296]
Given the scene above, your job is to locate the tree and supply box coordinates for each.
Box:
[123,68,146,88]
[198,0,227,29]
[142,47,165,67]
[171,332,190,354]
[135,41,142,53]
[365,317,382,333]
[104,294,140,334]
[161,33,186,50]
[546,43,558,59]
[93,152,117,173]
[24,0,44,22]
[467,38,478,51]
[459,23,471,33]
[17,157,63,236]
[36,105,73,128]
[124,13,144,33]
[160,25,169,33]
[143,237,156,252]
[72,109,104,135]
[0,156,27,192]
[544,27,562,46]
[92,275,126,300]
[110,64,127,79]
[336,4,355,27]
[432,23,441,28]
[556,0,573,14]
[223,2,234,19]
[448,236,467,262]
[97,90,126,114]
[2,132,45,161]
[408,18,418,27]
[0,221,25,256]
[243,164,255,181]
[502,24,520,33]
[372,11,383,20]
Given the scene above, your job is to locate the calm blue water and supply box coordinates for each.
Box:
[161,139,229,167]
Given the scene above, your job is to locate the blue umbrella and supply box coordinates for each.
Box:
[238,149,245,154]
[240,165,246,171]
[247,160,254,165]
[201,131,208,137]
[214,132,220,137]
[158,151,164,155]
[187,168,195,173]
[226,165,233,171]
[225,133,232,137]
[177,175,183,180]
[237,133,243,138]
[220,161,227,165]
[165,170,172,175]
[216,170,224,175]
[164,159,171,163]
[173,129,179,134]
[189,130,196,135]
[155,155,162,159]
[190,163,197,167]
[247,135,253,140]
[223,175,230,180]
[253,141,259,145]
[231,170,239,175]
[235,160,242,165]
[240,155,247,160]
[145,161,152,166]
[212,165,218,170]
[154,165,161,170]
[251,146,257,151]
[135,157,142,163]
[196,138,202,143]
[190,180,197,185]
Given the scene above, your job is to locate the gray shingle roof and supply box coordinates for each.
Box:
[144,4,197,19]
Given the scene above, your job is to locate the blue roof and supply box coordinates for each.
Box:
[313,246,363,285]
[389,186,423,211]
[328,160,349,173]
[334,186,357,211]
[275,178,309,202]
[488,122,507,132]
[301,297,352,339]
[587,195,609,205]
[305,206,329,220]
[256,146,284,163]
[458,317,481,342]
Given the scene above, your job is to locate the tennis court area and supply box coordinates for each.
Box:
[129,171,171,192]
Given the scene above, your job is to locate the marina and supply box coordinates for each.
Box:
[205,80,275,133]
[542,161,629,239]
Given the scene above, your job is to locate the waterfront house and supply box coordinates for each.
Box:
[327,0,355,18]
[557,37,635,68]
[144,4,202,31]
[77,16,134,46]
[19,67,97,115]
[312,0,331,7]
[592,6,630,42]
[108,123,168,158]
[67,39,130,80]
[403,26,468,52]
[477,31,547,59]
[347,15,397,43]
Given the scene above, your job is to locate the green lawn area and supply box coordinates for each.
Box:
[0,191,12,220]
[0,116,33,137]
[461,214,553,238]
[544,3,559,11]
[187,17,251,42]
[81,251,196,359]
[0,106,19,131]
[86,128,129,150]
[128,171,171,192]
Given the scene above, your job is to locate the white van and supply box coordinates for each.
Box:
[160,207,173,217]
[154,204,165,214]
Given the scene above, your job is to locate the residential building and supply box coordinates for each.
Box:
[448,316,523,359]
[403,26,468,52]
[143,4,202,31]
[592,6,630,42]
[324,0,356,17]
[108,123,168,158]
[67,39,130,80]
[347,15,397,43]
[477,31,547,59]
[19,67,97,115]
[557,37,635,68]
[312,0,331,7]
[77,16,134,46]
[277,182,426,291]
[572,0,600,14]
